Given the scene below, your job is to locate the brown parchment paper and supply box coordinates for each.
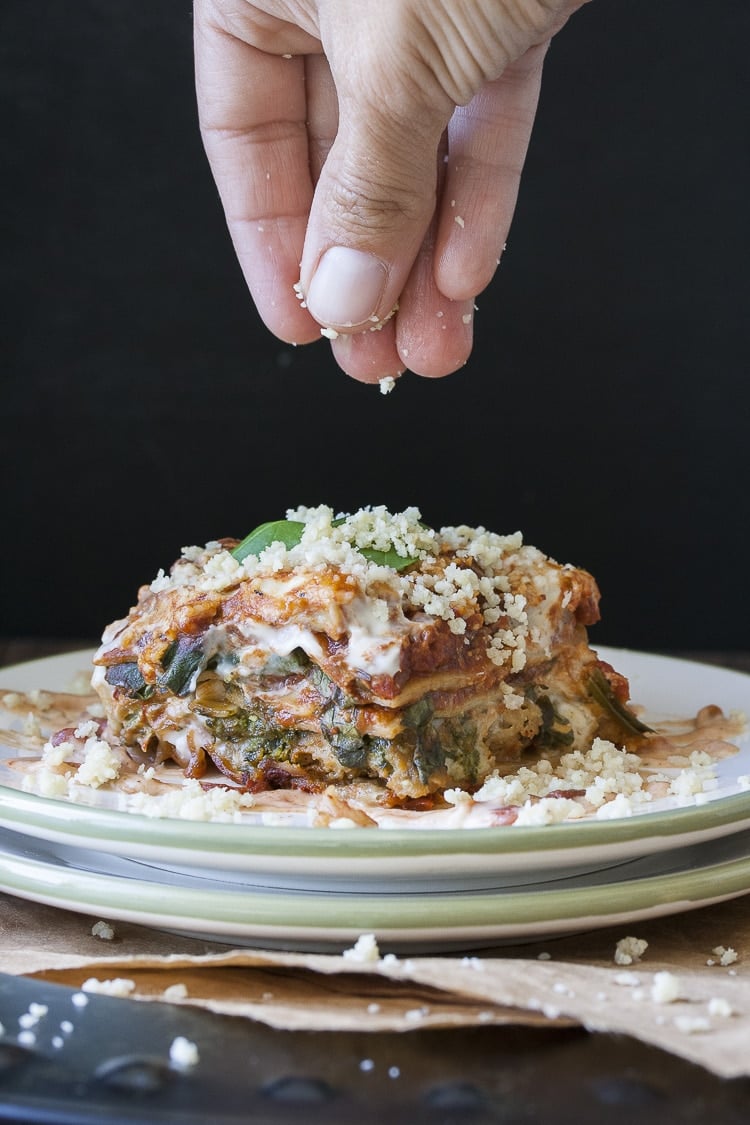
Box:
[2,891,750,1078]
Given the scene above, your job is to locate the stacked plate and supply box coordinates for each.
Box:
[1,649,749,951]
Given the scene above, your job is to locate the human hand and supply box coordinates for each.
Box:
[194,0,585,382]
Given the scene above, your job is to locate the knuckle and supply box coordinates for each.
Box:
[327,161,429,236]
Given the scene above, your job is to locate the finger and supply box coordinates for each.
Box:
[396,220,474,378]
[329,319,405,384]
[434,43,548,301]
[305,54,338,186]
[298,25,454,335]
[194,7,320,343]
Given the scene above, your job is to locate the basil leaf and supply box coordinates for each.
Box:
[535,693,576,748]
[232,515,420,570]
[587,667,653,735]
[104,663,153,700]
[334,515,423,570]
[158,637,206,696]
[359,547,418,571]
[231,520,305,562]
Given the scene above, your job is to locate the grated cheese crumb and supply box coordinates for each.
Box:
[81,977,136,998]
[343,933,380,963]
[169,1036,199,1069]
[74,720,100,739]
[163,983,189,1002]
[712,945,739,966]
[19,1004,48,1029]
[378,376,396,395]
[129,777,257,821]
[91,921,115,941]
[615,937,648,966]
[708,997,733,1018]
[651,971,681,1004]
[75,738,122,789]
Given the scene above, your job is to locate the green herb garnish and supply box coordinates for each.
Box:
[358,546,418,570]
[104,637,206,700]
[587,667,653,735]
[158,637,206,696]
[230,516,419,571]
[104,663,154,700]
[527,688,576,749]
[231,520,306,562]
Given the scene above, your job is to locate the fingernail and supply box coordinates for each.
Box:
[306,247,388,328]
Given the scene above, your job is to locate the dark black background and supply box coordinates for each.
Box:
[2,0,748,648]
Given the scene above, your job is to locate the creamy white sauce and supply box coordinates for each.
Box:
[236,620,325,663]
[231,598,411,680]
[343,596,409,677]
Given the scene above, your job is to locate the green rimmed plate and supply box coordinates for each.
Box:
[1,823,750,950]
[0,648,749,895]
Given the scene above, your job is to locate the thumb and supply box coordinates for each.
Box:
[300,29,451,332]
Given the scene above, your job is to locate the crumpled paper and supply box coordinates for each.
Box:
[2,890,749,1078]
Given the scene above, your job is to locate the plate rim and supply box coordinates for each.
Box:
[2,829,750,939]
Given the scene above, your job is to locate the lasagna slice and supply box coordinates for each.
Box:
[92,506,647,803]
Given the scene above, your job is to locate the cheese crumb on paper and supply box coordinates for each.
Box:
[651,971,681,1004]
[81,977,136,998]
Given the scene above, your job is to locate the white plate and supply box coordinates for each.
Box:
[0,648,749,897]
